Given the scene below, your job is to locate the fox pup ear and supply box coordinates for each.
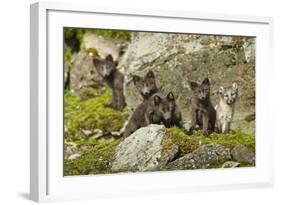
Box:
[232,82,238,90]
[188,81,198,90]
[167,92,175,101]
[201,78,210,86]
[132,75,141,84]
[219,86,224,94]
[154,95,162,105]
[93,58,100,67]
[105,54,113,62]
[146,71,155,79]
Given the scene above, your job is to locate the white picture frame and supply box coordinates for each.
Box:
[30,1,274,202]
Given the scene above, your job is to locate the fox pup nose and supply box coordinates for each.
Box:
[227,99,234,104]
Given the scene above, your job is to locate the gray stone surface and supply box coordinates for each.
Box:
[69,51,104,95]
[111,124,167,172]
[221,161,240,168]
[69,33,128,96]
[166,144,231,170]
[231,144,255,164]
[120,33,255,134]
[83,33,119,59]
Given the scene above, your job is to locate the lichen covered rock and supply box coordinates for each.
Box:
[111,126,255,173]
[121,32,255,134]
[68,33,129,97]
[111,124,167,172]
[69,52,104,96]
[165,144,231,170]
[231,144,255,164]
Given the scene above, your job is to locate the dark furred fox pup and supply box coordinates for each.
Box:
[123,92,178,137]
[188,78,216,136]
[215,82,238,133]
[132,71,182,128]
[132,71,158,100]
[122,94,160,137]
[154,92,182,128]
[93,54,126,110]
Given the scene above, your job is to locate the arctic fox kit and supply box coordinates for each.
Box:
[123,92,176,137]
[93,54,126,110]
[132,71,158,100]
[132,71,182,128]
[188,78,216,136]
[215,82,238,133]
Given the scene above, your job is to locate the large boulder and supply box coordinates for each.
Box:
[165,144,231,170]
[121,32,255,134]
[111,124,179,172]
[82,33,122,61]
[111,124,235,172]
[231,144,255,164]
[69,52,104,95]
[68,33,128,96]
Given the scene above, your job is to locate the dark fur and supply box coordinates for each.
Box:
[93,54,126,110]
[132,71,158,100]
[123,94,160,137]
[132,71,182,128]
[123,92,182,137]
[153,92,182,128]
[188,78,216,136]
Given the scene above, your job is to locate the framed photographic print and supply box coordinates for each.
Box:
[30,2,274,202]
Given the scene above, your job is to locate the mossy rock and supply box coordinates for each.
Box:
[64,138,123,176]
[64,88,128,145]
[63,88,255,175]
[162,127,255,159]
[64,88,129,176]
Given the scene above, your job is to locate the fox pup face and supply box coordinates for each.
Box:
[189,78,211,101]
[219,82,238,105]
[153,92,175,123]
[132,71,158,99]
[93,54,117,77]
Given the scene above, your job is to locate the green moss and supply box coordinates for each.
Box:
[64,138,122,176]
[162,127,200,157]
[64,28,131,63]
[64,28,86,44]
[64,49,73,63]
[88,29,131,41]
[64,88,255,175]
[162,127,255,158]
[65,27,131,42]
[64,88,128,145]
[64,88,129,176]
[209,161,254,169]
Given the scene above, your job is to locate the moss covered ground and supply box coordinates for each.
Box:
[64,88,255,176]
[162,127,255,168]
[64,88,127,145]
[64,88,128,176]
[162,127,255,156]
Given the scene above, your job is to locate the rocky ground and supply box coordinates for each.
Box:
[63,29,256,176]
[64,87,255,176]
